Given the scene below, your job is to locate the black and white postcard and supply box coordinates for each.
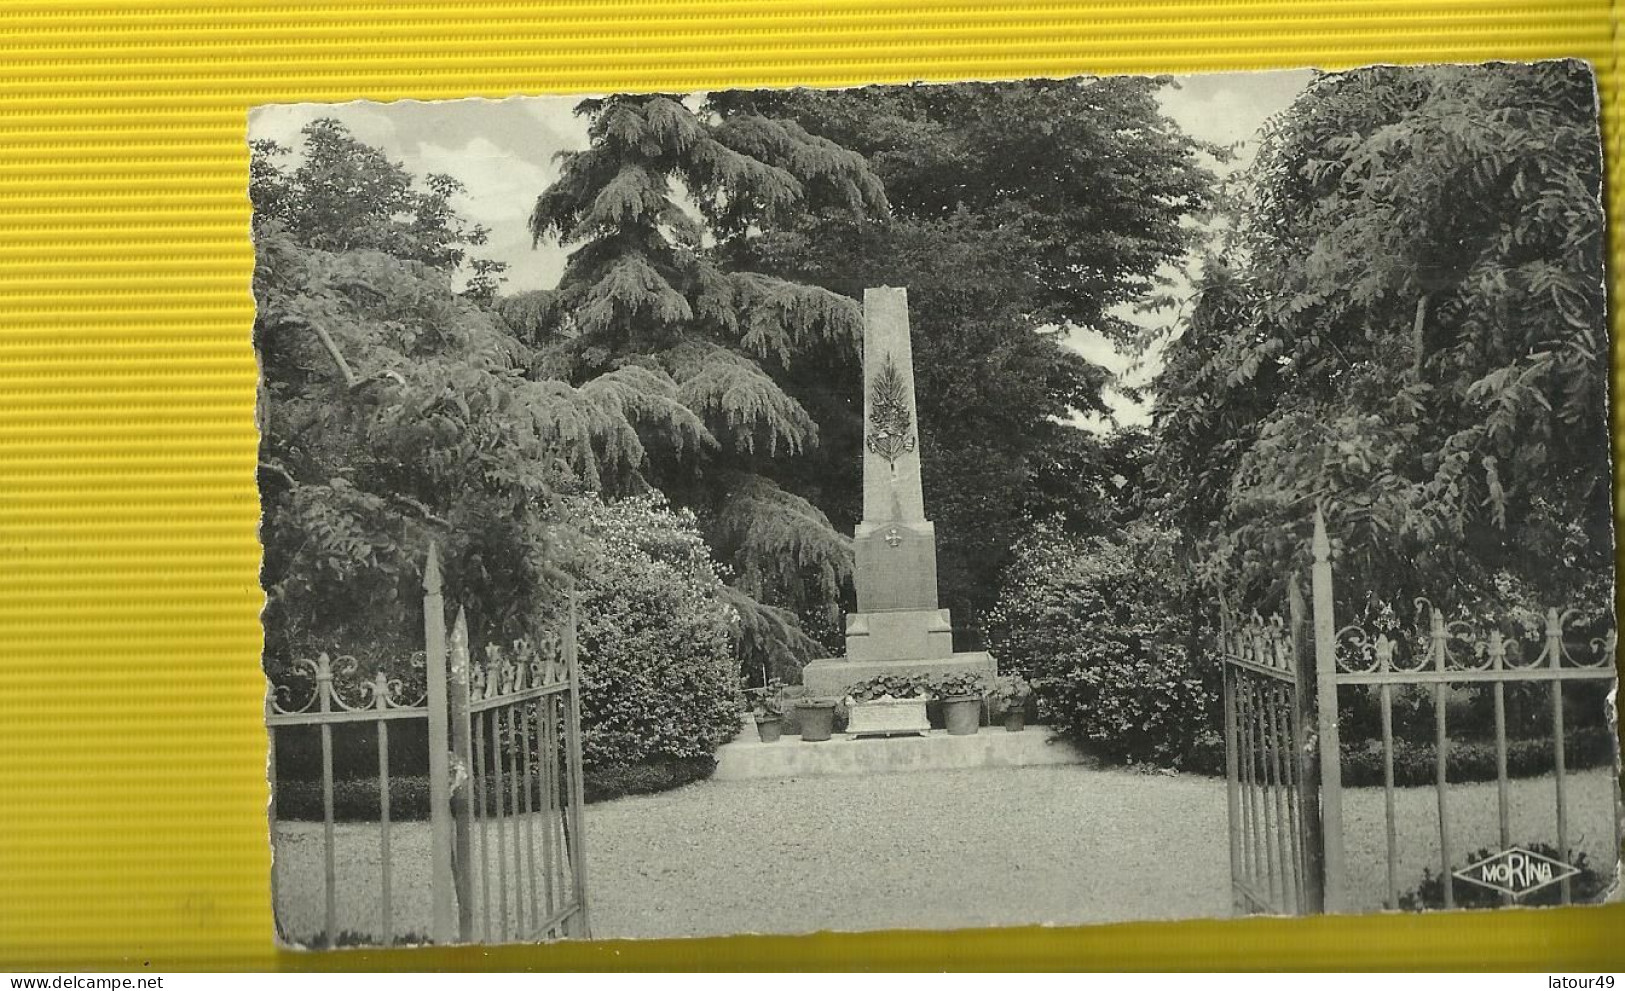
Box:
[251,61,1622,947]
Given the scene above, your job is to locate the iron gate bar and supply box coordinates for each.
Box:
[519,701,539,933]
[473,709,492,942]
[423,546,456,944]
[1261,678,1279,903]
[265,695,282,942]
[1490,632,1513,907]
[468,681,568,709]
[1243,677,1263,901]
[506,704,523,934]
[449,608,475,942]
[1262,681,1282,906]
[1228,653,1298,682]
[1379,676,1397,908]
[541,694,558,918]
[564,595,592,937]
[491,704,510,940]
[266,707,431,727]
[376,691,392,942]
[1546,610,1573,905]
[1310,511,1348,914]
[1288,575,1325,916]
[1223,664,1242,906]
[1274,682,1302,912]
[1334,668,1614,684]
[319,662,337,944]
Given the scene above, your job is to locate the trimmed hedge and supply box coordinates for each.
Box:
[285,930,432,949]
[1340,726,1617,787]
[273,757,717,822]
[1173,725,1616,784]
[582,756,714,803]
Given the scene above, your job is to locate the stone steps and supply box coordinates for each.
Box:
[712,726,1093,781]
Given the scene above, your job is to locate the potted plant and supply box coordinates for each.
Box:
[748,679,787,743]
[796,696,838,742]
[932,672,987,736]
[989,674,1032,732]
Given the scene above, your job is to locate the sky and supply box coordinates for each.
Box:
[250,69,1314,429]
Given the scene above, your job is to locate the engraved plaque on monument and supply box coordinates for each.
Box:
[801,287,997,697]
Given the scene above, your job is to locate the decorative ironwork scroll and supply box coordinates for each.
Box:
[865,353,916,464]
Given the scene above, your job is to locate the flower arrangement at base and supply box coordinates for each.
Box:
[747,678,788,742]
[989,674,1032,731]
[842,673,931,737]
[928,672,989,736]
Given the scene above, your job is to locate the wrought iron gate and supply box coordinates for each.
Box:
[267,542,590,946]
[1221,510,1620,915]
[446,599,590,942]
[1219,580,1324,915]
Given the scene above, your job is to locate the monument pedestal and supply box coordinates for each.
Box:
[845,608,953,662]
[802,650,996,697]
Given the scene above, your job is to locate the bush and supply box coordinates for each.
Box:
[1399,842,1610,910]
[274,775,433,821]
[560,494,743,787]
[988,518,1217,770]
[581,756,715,803]
[1340,726,1617,787]
[286,930,432,950]
[1037,640,1215,769]
[274,755,721,821]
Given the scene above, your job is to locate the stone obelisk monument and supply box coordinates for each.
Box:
[802,287,997,696]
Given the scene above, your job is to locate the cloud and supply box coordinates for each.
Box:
[247,98,590,293]
[413,135,562,291]
[248,102,401,151]
[1158,69,1315,176]
[249,75,1313,407]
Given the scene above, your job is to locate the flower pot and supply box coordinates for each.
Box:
[755,716,783,743]
[797,700,837,742]
[942,695,981,736]
[1002,708,1026,733]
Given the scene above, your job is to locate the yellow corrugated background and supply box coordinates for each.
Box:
[0,0,1620,972]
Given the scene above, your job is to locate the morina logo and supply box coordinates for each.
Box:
[1453,846,1580,898]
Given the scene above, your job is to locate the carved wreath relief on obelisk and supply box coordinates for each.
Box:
[865,354,916,466]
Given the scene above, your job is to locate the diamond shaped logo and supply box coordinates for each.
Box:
[1452,847,1580,899]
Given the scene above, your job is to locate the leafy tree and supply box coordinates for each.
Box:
[707,79,1217,634]
[522,94,890,676]
[252,119,508,289]
[1153,61,1611,614]
[254,123,669,673]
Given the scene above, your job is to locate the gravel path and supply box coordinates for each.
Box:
[271,765,1620,943]
[584,764,1230,940]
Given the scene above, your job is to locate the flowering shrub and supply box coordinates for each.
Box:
[558,494,744,787]
[988,517,1219,770]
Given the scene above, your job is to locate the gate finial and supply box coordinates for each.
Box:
[424,541,443,594]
